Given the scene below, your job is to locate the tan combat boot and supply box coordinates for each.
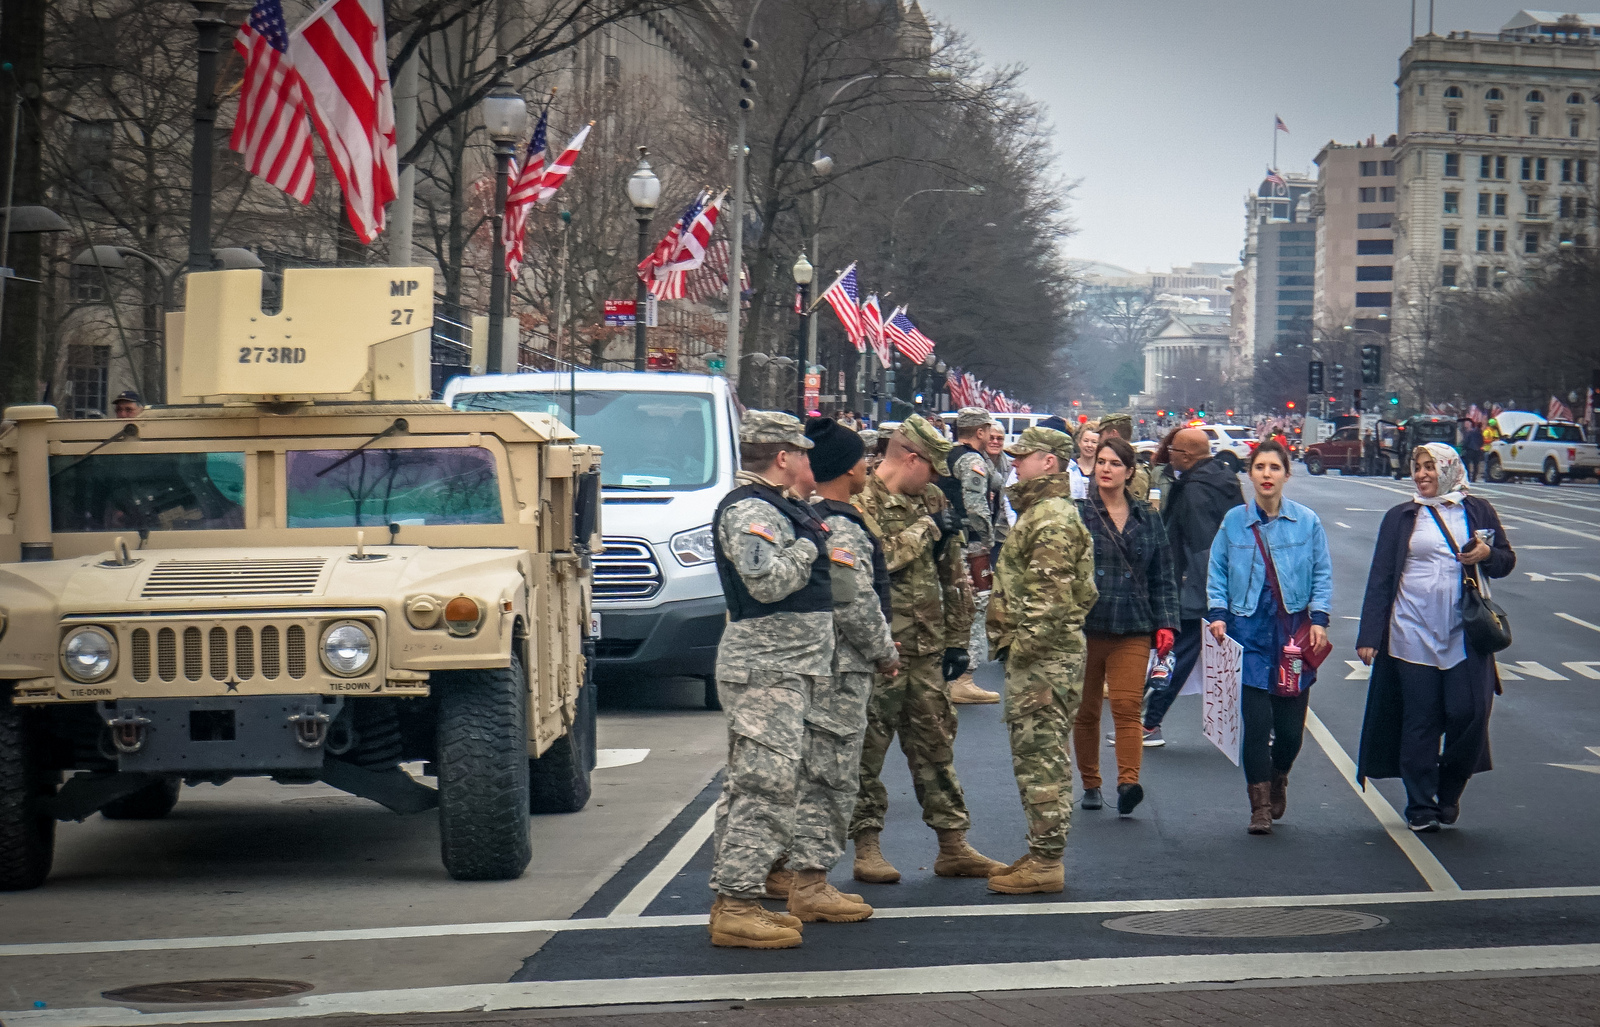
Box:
[767,860,863,903]
[852,830,901,884]
[708,896,803,949]
[787,869,874,923]
[933,828,1008,877]
[949,673,1000,704]
[986,853,1064,894]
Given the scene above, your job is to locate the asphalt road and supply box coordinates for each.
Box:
[4,472,1599,1025]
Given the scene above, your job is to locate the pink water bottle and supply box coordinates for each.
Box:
[1277,640,1303,696]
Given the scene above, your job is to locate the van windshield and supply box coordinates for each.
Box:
[453,390,717,491]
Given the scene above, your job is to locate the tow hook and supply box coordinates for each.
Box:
[288,708,331,749]
[104,710,151,754]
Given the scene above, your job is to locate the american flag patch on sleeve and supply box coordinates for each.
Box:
[745,524,775,542]
[829,547,857,567]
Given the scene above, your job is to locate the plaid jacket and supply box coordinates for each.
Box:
[1076,492,1181,637]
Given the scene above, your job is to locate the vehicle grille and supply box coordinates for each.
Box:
[128,622,316,684]
[141,559,327,599]
[593,536,663,601]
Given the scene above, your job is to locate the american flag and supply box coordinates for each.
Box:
[861,294,889,367]
[682,239,746,304]
[1549,395,1575,421]
[1275,115,1290,133]
[503,103,548,278]
[536,122,592,204]
[1265,166,1287,190]
[652,190,724,299]
[883,306,934,363]
[637,192,700,293]
[818,264,866,351]
[945,369,970,408]
[230,0,316,203]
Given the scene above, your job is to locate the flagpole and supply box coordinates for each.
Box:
[1272,117,1277,170]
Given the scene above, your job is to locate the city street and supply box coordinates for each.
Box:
[3,471,1599,1025]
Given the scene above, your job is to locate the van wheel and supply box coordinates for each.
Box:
[530,680,595,814]
[1216,451,1239,473]
[1485,455,1507,483]
[436,657,532,881]
[1304,454,1324,476]
[703,675,722,711]
[101,778,180,820]
[0,695,55,891]
[1541,459,1562,487]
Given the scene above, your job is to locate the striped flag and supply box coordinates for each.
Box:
[651,190,724,299]
[1549,395,1575,421]
[503,103,549,277]
[290,0,397,244]
[229,0,316,203]
[883,306,934,363]
[536,123,592,204]
[945,369,968,408]
[683,239,745,304]
[638,191,708,299]
[817,264,866,352]
[861,294,889,367]
[1275,115,1290,133]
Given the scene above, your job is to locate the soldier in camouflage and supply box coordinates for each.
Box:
[849,415,1007,884]
[1097,413,1150,502]
[986,426,1099,895]
[947,408,1003,704]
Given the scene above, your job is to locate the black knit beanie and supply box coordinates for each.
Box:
[804,416,866,482]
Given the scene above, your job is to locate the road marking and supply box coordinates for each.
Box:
[1345,507,1378,511]
[9,944,1600,1025]
[1520,545,1580,550]
[610,803,717,917]
[1550,746,1600,775]
[1564,661,1600,680]
[1502,661,1569,680]
[1558,612,1600,634]
[1344,660,1371,679]
[1350,479,1600,541]
[596,748,651,770]
[1470,485,1600,518]
[1304,709,1460,892]
[1525,572,1600,582]
[1334,521,1352,528]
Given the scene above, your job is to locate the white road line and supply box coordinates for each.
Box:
[1564,661,1600,680]
[9,944,1600,1025]
[595,748,651,770]
[1558,612,1600,634]
[1335,521,1353,528]
[1469,485,1600,517]
[610,803,718,917]
[1350,479,1600,541]
[1304,709,1460,892]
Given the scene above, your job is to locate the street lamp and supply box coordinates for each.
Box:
[792,250,813,415]
[627,146,661,371]
[481,75,528,376]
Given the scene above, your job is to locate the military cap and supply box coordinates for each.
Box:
[895,414,951,475]
[1098,412,1134,439]
[858,429,880,449]
[739,410,813,448]
[1005,425,1076,464]
[955,406,998,430]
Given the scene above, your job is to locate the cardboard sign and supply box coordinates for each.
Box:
[1201,629,1244,766]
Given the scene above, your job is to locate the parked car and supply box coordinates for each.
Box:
[1485,420,1600,485]
[1383,415,1460,479]
[1302,424,1364,475]
[1196,424,1258,471]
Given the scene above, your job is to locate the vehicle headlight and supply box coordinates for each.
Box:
[61,626,117,683]
[320,621,377,677]
[670,525,716,567]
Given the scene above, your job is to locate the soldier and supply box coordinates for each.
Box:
[706,411,837,949]
[987,426,1098,895]
[1096,414,1150,502]
[946,407,1003,704]
[849,415,1006,884]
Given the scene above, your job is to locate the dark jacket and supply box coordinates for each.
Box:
[1355,496,1515,784]
[1077,491,1181,637]
[1162,456,1244,620]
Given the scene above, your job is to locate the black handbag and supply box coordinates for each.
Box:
[1425,505,1513,655]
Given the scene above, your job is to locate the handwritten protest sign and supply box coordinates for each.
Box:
[1201,629,1244,766]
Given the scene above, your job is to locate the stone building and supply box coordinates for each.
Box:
[1312,137,1398,338]
[1232,170,1317,379]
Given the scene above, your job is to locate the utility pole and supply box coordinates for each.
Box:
[188,1,228,275]
[390,49,419,266]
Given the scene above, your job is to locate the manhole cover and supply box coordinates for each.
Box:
[102,980,314,1004]
[1103,908,1388,938]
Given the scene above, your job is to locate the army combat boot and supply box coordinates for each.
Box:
[787,870,874,923]
[852,830,901,883]
[768,859,863,903]
[933,828,1007,877]
[987,853,1064,894]
[708,896,803,949]
[949,673,999,704]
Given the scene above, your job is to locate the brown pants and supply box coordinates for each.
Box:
[1073,632,1153,789]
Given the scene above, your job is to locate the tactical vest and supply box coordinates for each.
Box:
[934,444,977,535]
[712,482,833,622]
[814,497,893,626]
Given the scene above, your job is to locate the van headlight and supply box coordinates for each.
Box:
[670,525,716,567]
[61,626,117,683]
[320,621,377,677]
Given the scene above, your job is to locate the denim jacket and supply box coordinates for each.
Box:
[1206,497,1333,623]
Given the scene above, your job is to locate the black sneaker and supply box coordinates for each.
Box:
[1081,787,1103,810]
[1117,783,1144,817]
[1439,803,1460,826]
[1409,816,1441,833]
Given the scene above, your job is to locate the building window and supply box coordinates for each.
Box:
[1447,111,1459,131]
[1496,155,1507,179]
[1359,161,1377,177]
[1277,274,1314,286]
[1474,265,1489,288]
[1563,158,1575,181]
[1527,90,1545,103]
[1359,187,1377,202]
[1381,161,1396,175]
[1536,157,1548,180]
[1478,192,1491,215]
[1355,292,1392,308]
[1485,88,1504,100]
[1580,159,1590,183]
[1445,85,1464,98]
[603,54,622,87]
[1278,260,1314,271]
[1357,213,1393,229]
[68,120,115,197]
[1496,193,1507,215]
[1487,113,1500,134]
[1442,227,1458,250]
[1524,230,1540,253]
[1572,117,1583,138]
[1355,265,1394,281]
[1277,289,1313,302]
[64,344,110,419]
[1356,239,1394,255]
[1569,92,1586,104]
[1477,228,1490,251]
[1443,265,1459,288]
[1529,115,1541,135]
[70,264,106,302]
[1443,191,1459,214]
[1493,266,1507,287]
[1494,229,1507,252]
[1444,152,1461,177]
[1527,195,1541,216]
[1380,186,1396,201]
[1521,156,1532,180]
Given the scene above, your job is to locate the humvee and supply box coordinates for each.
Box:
[0,267,602,889]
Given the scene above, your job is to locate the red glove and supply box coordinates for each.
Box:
[1155,629,1175,659]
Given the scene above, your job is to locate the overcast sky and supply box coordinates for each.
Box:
[923,0,1530,273]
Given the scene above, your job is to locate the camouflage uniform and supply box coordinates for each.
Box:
[1098,413,1151,502]
[988,427,1098,860]
[709,414,837,899]
[951,409,1000,663]
[849,418,977,837]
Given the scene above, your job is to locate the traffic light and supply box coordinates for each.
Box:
[1332,363,1346,394]
[738,37,759,110]
[1354,388,1364,411]
[1360,344,1382,385]
[1308,360,1324,394]
[1388,392,1400,406]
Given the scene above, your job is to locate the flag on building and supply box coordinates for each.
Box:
[1549,395,1575,421]
[1265,166,1287,189]
[502,103,549,277]
[231,0,317,203]
[536,123,592,204]
[817,264,866,351]
[883,306,934,363]
[861,294,889,367]
[289,0,397,244]
[1275,115,1290,133]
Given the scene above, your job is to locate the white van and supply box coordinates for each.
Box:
[444,371,738,707]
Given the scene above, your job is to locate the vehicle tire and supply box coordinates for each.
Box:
[436,656,532,881]
[1304,455,1324,476]
[100,778,180,820]
[703,675,723,711]
[1217,451,1239,473]
[1541,459,1562,487]
[1485,455,1507,483]
[530,680,594,815]
[0,694,56,891]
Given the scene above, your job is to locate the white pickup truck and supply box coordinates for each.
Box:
[1485,420,1600,486]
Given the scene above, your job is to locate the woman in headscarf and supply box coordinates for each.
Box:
[1355,443,1515,832]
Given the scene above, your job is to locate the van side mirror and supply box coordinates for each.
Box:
[573,471,600,551]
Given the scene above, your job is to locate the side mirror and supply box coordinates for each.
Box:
[573,471,600,551]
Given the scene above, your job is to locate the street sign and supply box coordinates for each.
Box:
[707,354,726,373]
[645,293,658,328]
[603,299,636,327]
[647,347,679,371]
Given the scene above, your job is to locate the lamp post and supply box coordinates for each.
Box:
[188,1,228,274]
[627,147,661,371]
[934,359,947,411]
[888,185,985,271]
[792,251,813,415]
[481,76,527,376]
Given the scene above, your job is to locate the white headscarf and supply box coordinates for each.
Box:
[1412,442,1468,506]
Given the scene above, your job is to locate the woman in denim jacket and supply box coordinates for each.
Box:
[1206,440,1333,835]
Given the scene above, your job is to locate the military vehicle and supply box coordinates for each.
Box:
[0,267,602,890]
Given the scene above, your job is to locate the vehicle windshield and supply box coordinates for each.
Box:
[285,447,502,527]
[452,389,717,491]
[1537,424,1586,442]
[1224,428,1255,440]
[1413,422,1456,441]
[49,452,246,533]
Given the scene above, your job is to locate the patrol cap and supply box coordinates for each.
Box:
[1098,412,1133,439]
[739,410,813,449]
[895,414,951,475]
[955,406,998,430]
[1005,425,1076,464]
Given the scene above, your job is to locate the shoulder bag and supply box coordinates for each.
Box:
[1250,523,1333,696]
[1424,505,1513,654]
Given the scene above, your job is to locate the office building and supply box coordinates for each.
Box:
[1233,171,1317,375]
[1312,137,1399,337]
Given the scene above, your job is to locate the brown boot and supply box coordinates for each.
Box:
[1248,782,1274,835]
[708,896,803,949]
[949,673,1000,704]
[787,869,874,923]
[933,828,1008,878]
[709,894,801,933]
[986,853,1064,894]
[1270,771,1289,821]
[764,858,793,899]
[852,830,901,884]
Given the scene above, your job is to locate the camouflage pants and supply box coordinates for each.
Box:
[968,590,990,664]
[789,670,873,872]
[1004,653,1085,860]
[849,653,971,837]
